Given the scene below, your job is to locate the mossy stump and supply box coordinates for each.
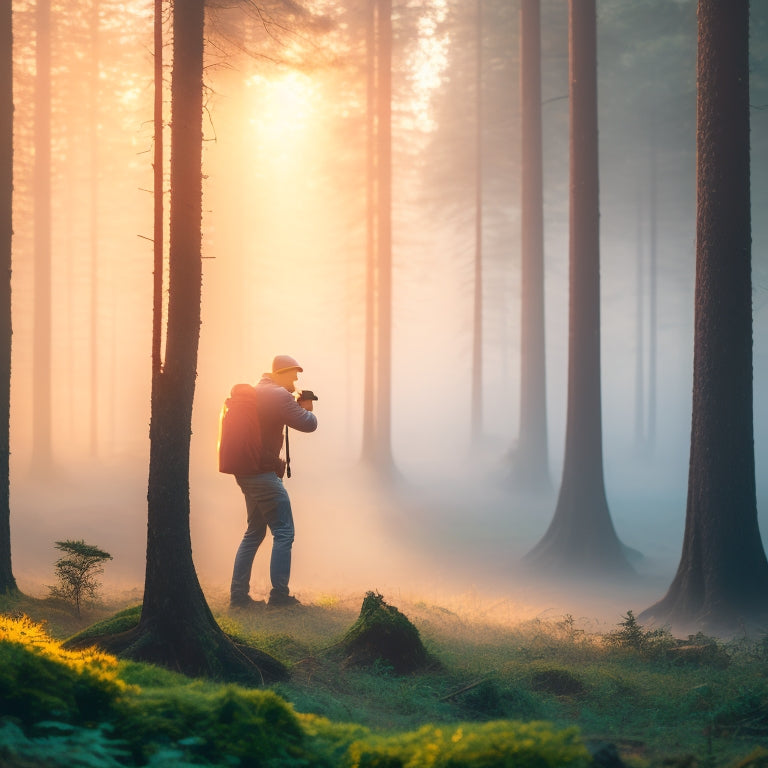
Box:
[338,591,433,674]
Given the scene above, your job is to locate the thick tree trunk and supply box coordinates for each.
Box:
[512,0,549,490]
[640,0,768,634]
[0,0,17,595]
[525,0,630,576]
[72,0,286,682]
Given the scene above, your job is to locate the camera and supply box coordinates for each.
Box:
[296,389,318,402]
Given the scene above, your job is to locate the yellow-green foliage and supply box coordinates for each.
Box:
[0,614,130,726]
[0,612,596,768]
[344,720,590,768]
[115,685,309,767]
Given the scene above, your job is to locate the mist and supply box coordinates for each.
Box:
[7,0,768,631]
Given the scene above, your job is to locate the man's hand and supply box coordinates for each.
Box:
[298,399,314,411]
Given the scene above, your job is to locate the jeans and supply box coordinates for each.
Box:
[230,472,294,600]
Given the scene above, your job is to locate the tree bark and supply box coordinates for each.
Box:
[647,117,658,451]
[361,0,377,463]
[70,0,286,682]
[32,0,53,473]
[0,0,17,595]
[640,0,768,634]
[152,0,164,380]
[524,0,630,576]
[512,0,550,490]
[374,0,393,470]
[470,0,483,444]
[88,0,100,457]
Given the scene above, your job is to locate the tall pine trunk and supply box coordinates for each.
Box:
[633,183,645,451]
[0,0,17,594]
[140,0,208,664]
[525,0,630,576]
[152,0,163,378]
[512,0,549,490]
[470,0,483,443]
[640,0,768,634]
[66,0,285,682]
[361,0,377,463]
[646,118,658,451]
[88,0,100,457]
[374,0,393,469]
[32,0,52,473]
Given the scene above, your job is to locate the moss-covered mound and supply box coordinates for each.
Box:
[65,603,289,685]
[337,591,434,674]
[0,614,129,728]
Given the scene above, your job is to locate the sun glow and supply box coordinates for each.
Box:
[245,70,318,152]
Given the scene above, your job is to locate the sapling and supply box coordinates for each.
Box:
[48,539,112,618]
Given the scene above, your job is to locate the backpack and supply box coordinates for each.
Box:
[217,383,263,475]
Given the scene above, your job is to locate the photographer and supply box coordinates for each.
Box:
[228,355,317,609]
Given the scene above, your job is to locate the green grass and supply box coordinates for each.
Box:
[3,591,768,767]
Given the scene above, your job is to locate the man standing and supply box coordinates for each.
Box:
[227,355,317,609]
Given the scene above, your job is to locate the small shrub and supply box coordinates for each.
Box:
[48,539,113,618]
[604,610,675,658]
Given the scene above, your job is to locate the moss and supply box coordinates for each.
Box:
[338,592,434,674]
[0,616,128,727]
[344,720,590,768]
[115,685,309,767]
[65,604,142,645]
[528,664,586,697]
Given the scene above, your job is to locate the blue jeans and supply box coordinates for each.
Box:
[230,472,294,600]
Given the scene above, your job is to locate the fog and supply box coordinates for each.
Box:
[7,0,768,628]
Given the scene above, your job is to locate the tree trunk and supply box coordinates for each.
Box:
[152,0,163,379]
[361,0,377,463]
[511,0,549,490]
[0,0,17,595]
[524,0,631,576]
[71,0,286,683]
[633,182,645,452]
[32,0,53,473]
[88,0,100,457]
[374,0,393,470]
[646,117,657,452]
[471,0,483,444]
[640,0,768,634]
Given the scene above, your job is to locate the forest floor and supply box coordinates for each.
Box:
[3,585,768,768]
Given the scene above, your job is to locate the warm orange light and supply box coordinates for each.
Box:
[245,71,318,153]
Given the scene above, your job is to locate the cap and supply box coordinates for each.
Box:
[272,354,303,374]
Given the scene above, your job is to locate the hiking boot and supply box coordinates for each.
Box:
[267,593,302,609]
[229,595,265,610]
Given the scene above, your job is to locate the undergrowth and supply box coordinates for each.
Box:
[2,597,768,767]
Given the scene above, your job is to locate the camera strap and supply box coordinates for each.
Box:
[285,425,291,478]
